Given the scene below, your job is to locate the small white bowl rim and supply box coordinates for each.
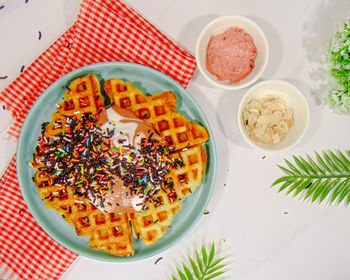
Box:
[195,15,269,90]
[237,79,310,153]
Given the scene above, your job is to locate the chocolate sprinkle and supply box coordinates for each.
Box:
[0,76,8,79]
[20,65,25,73]
[154,257,163,265]
[38,31,42,40]
[0,5,4,10]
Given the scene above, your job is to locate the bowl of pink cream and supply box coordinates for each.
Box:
[195,15,269,90]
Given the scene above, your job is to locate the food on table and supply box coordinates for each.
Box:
[31,74,209,256]
[206,26,257,83]
[242,95,293,144]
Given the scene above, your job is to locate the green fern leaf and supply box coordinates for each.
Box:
[195,250,204,274]
[277,165,295,175]
[320,180,338,202]
[330,179,349,204]
[311,180,329,202]
[278,178,297,193]
[177,268,187,280]
[206,264,226,275]
[270,176,292,187]
[189,257,200,279]
[208,243,215,266]
[201,245,208,266]
[271,150,350,206]
[286,178,304,195]
[183,264,194,280]
[294,179,312,197]
[171,242,227,280]
[208,257,225,268]
[323,151,341,173]
[307,154,325,174]
[292,155,310,174]
[304,179,322,200]
[346,191,350,205]
[339,186,350,204]
[338,151,350,167]
[329,150,349,172]
[299,156,318,175]
[204,270,226,280]
[284,159,302,175]
[315,152,332,173]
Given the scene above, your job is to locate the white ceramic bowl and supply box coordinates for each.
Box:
[195,15,269,90]
[237,80,310,152]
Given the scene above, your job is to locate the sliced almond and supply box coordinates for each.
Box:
[243,95,294,145]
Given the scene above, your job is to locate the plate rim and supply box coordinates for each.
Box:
[16,61,217,262]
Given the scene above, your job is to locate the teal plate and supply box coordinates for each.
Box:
[17,62,217,262]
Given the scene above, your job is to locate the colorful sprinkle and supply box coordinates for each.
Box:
[32,112,180,212]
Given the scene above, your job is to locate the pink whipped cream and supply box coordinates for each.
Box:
[206,27,257,84]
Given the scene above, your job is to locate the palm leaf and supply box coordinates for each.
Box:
[271,150,350,206]
[183,264,194,280]
[277,178,297,193]
[189,257,200,279]
[195,250,204,274]
[330,179,349,204]
[277,165,295,176]
[171,242,227,280]
[304,179,322,200]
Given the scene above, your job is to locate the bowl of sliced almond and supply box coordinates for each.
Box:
[237,80,310,152]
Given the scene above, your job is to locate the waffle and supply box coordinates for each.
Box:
[168,145,207,199]
[128,145,207,245]
[104,79,209,151]
[33,170,134,256]
[33,74,134,257]
[44,74,104,139]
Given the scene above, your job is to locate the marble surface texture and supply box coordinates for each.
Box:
[0,0,350,279]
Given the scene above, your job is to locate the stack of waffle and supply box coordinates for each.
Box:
[32,74,209,256]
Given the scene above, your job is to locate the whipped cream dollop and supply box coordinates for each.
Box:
[101,106,154,149]
[88,106,171,214]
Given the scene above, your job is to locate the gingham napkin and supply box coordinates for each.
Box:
[0,0,196,279]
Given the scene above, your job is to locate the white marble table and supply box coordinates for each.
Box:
[1,0,350,279]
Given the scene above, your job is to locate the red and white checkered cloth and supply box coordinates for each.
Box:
[0,0,196,279]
